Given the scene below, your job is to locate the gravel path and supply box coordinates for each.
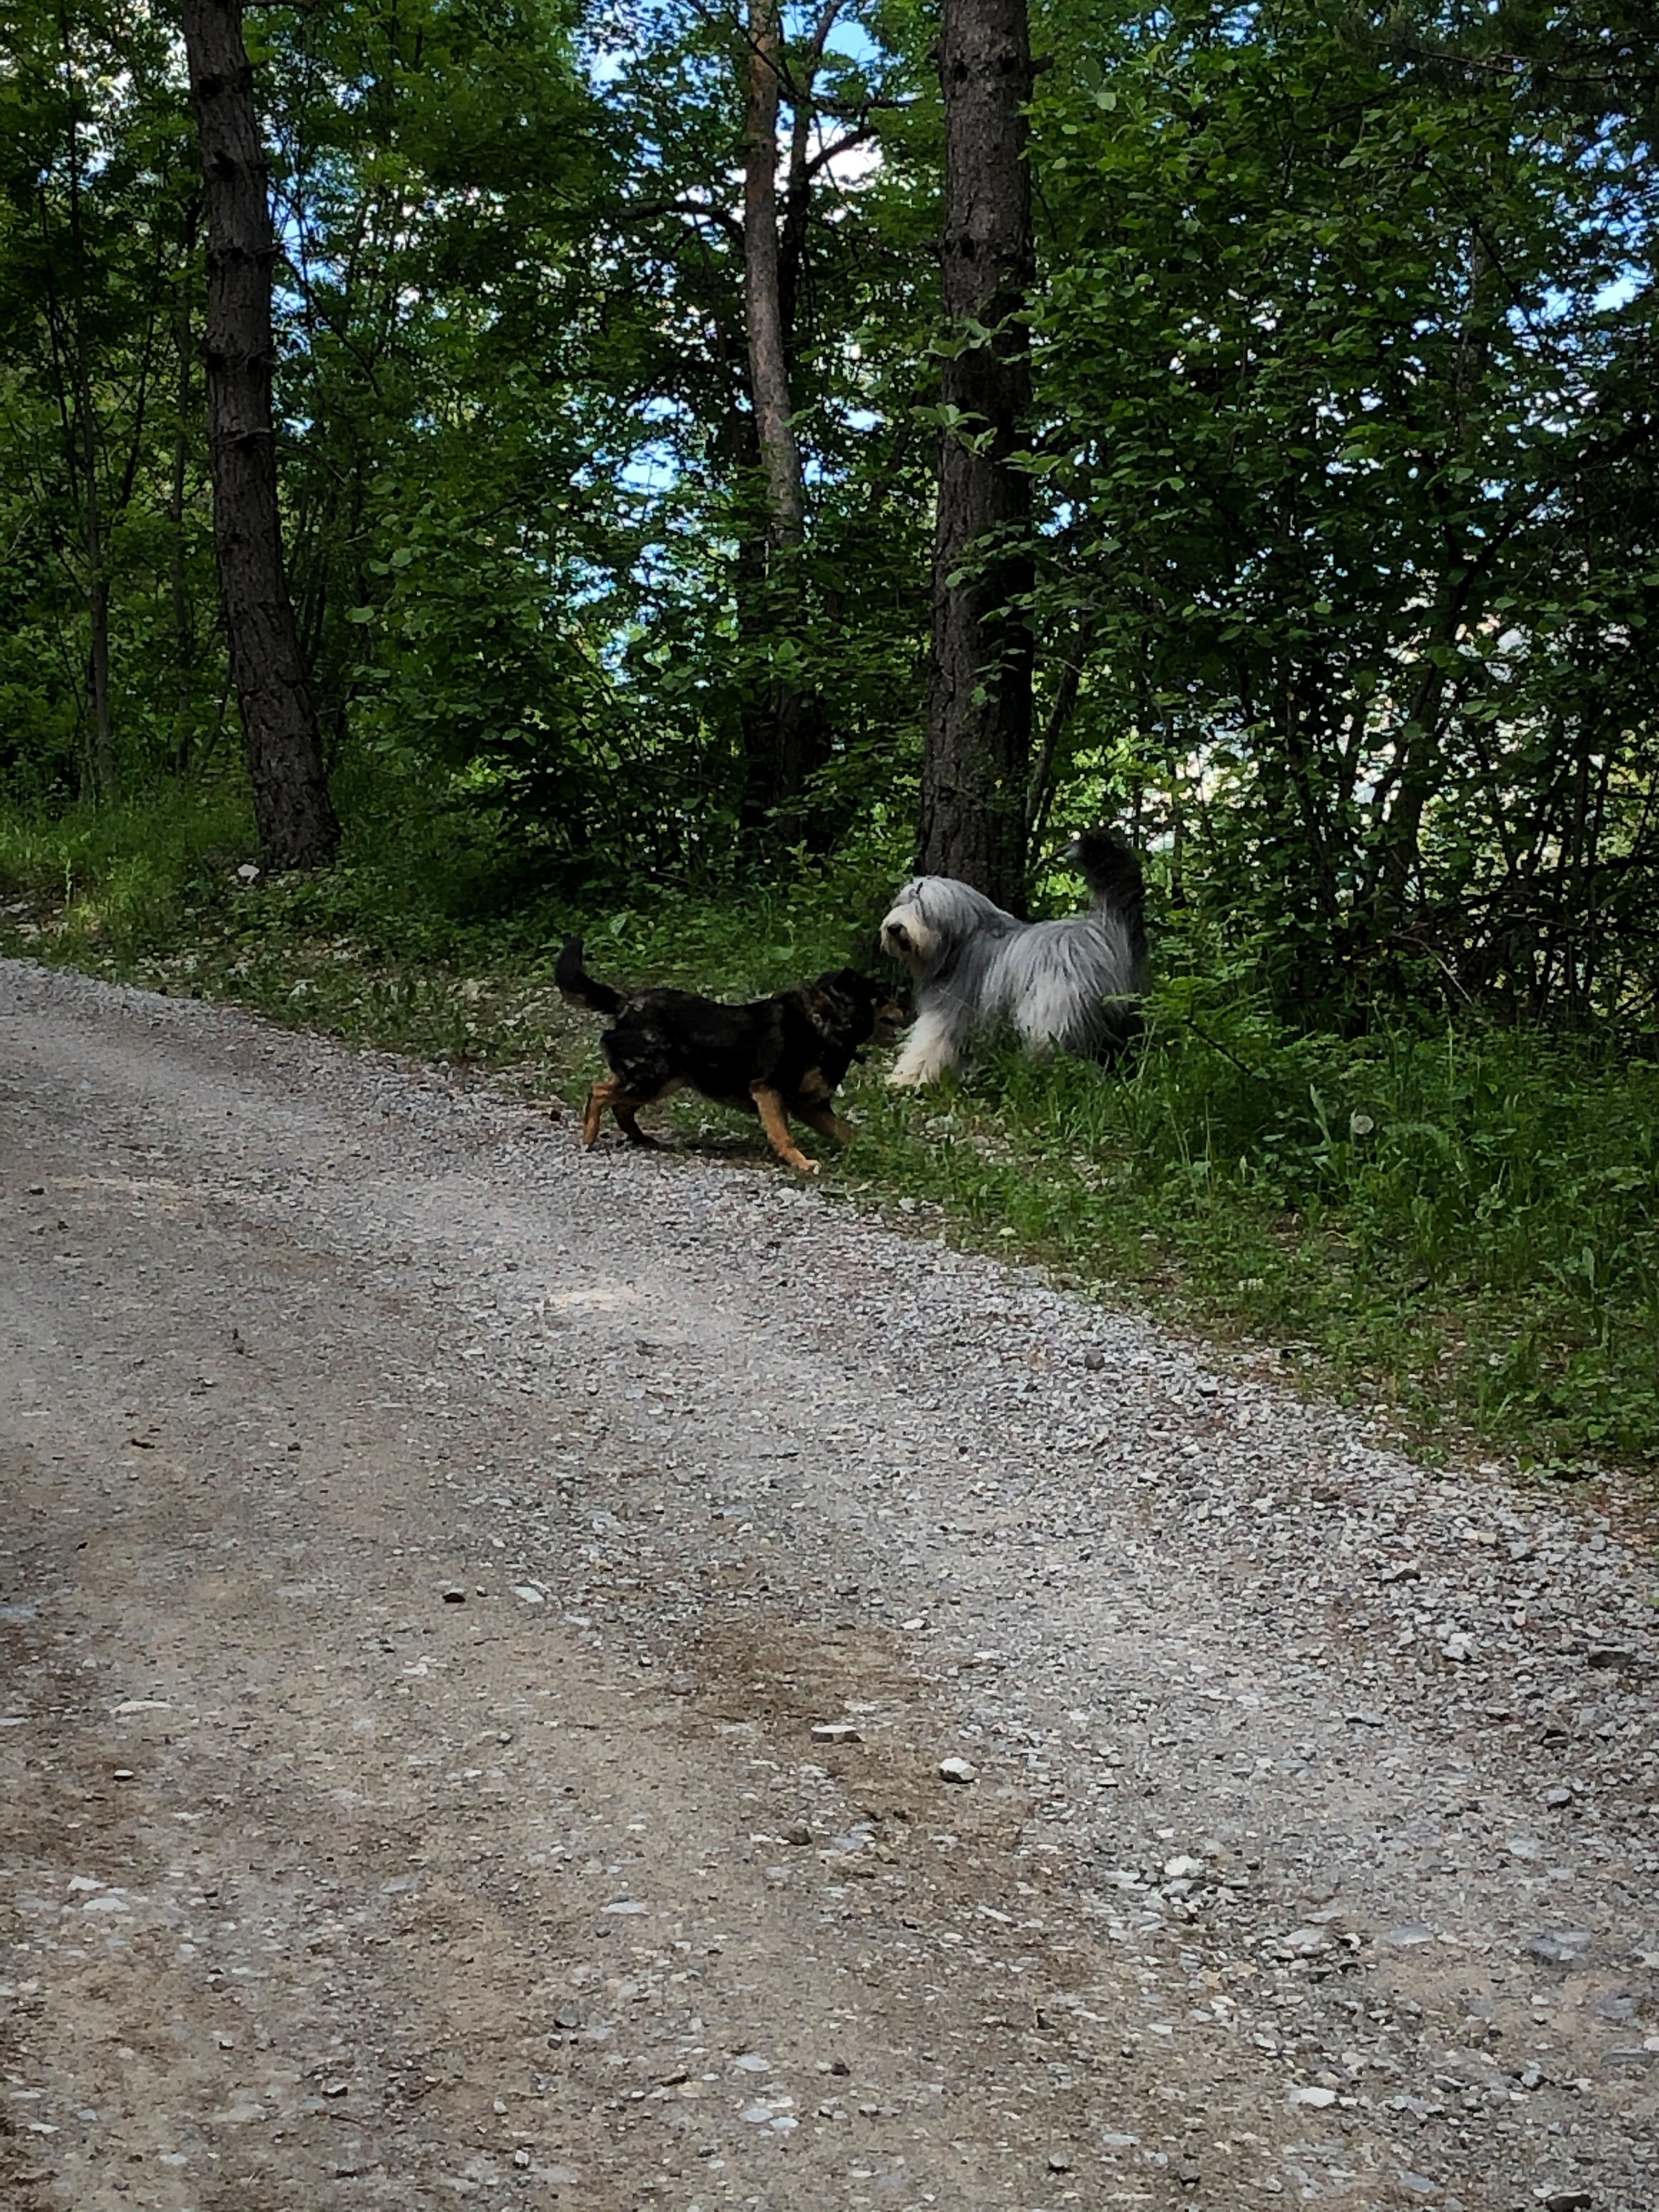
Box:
[2,957,1655,2212]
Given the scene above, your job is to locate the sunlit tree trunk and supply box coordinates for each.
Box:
[744,0,805,561]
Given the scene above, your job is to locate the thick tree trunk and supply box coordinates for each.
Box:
[180,0,339,870]
[918,0,1035,912]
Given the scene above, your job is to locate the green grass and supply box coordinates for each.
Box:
[5,792,1658,1485]
[832,1018,1659,1480]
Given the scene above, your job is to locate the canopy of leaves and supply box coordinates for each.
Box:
[2,0,1656,1012]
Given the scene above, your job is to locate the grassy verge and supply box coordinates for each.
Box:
[4,794,1657,1487]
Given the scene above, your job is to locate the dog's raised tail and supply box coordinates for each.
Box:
[555,937,624,1018]
[1068,827,1148,962]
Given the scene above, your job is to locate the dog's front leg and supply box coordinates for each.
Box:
[887,1006,958,1087]
[750,1082,817,1173]
[799,1103,855,1147]
[793,1065,854,1147]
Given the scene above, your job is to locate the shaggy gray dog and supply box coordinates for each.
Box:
[879,828,1148,1087]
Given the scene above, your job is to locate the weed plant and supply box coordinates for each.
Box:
[3,792,1656,1479]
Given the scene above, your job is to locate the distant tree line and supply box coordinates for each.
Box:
[1,0,1656,1021]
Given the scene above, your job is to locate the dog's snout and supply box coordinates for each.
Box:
[884,921,910,952]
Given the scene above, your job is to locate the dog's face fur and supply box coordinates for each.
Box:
[878,885,939,976]
[881,877,1014,980]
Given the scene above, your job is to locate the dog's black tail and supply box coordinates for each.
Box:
[1068,827,1148,960]
[555,938,624,1017]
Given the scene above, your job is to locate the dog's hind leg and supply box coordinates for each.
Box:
[611,1099,662,1147]
[581,1082,609,1148]
[749,1082,817,1173]
[582,1079,661,1150]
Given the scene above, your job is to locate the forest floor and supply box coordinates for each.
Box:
[2,954,1657,2212]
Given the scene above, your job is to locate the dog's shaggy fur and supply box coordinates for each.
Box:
[555,940,899,1173]
[879,827,1148,1087]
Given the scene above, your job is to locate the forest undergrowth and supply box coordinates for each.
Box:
[4,790,1657,1493]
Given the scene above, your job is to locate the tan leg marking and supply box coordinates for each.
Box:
[583,1079,660,1150]
[581,1081,611,1149]
[751,1082,817,1173]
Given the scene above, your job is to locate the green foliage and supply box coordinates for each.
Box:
[0,0,215,795]
[0,787,252,953]
[1026,0,1659,1017]
[3,0,1657,999]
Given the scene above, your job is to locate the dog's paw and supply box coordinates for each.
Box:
[795,1156,821,1176]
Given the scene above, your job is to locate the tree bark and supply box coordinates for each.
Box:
[78,368,114,804]
[180,0,339,870]
[918,0,1035,912]
[743,0,806,561]
[170,200,200,778]
[740,0,828,839]
[55,64,116,802]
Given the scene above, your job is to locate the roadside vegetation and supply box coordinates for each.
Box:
[6,2,1657,1491]
[6,792,1656,1487]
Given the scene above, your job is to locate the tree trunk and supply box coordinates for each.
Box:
[1026,605,1093,852]
[180,0,339,870]
[743,0,805,561]
[1367,228,1497,929]
[740,0,826,839]
[59,75,116,803]
[170,201,200,778]
[72,301,114,802]
[918,0,1035,912]
[77,309,114,804]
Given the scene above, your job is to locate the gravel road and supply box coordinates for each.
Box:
[2,957,1656,2212]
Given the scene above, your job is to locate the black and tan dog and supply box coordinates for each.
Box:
[555,940,900,1175]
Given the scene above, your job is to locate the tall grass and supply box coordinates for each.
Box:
[4,794,1655,1477]
[0,787,253,954]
